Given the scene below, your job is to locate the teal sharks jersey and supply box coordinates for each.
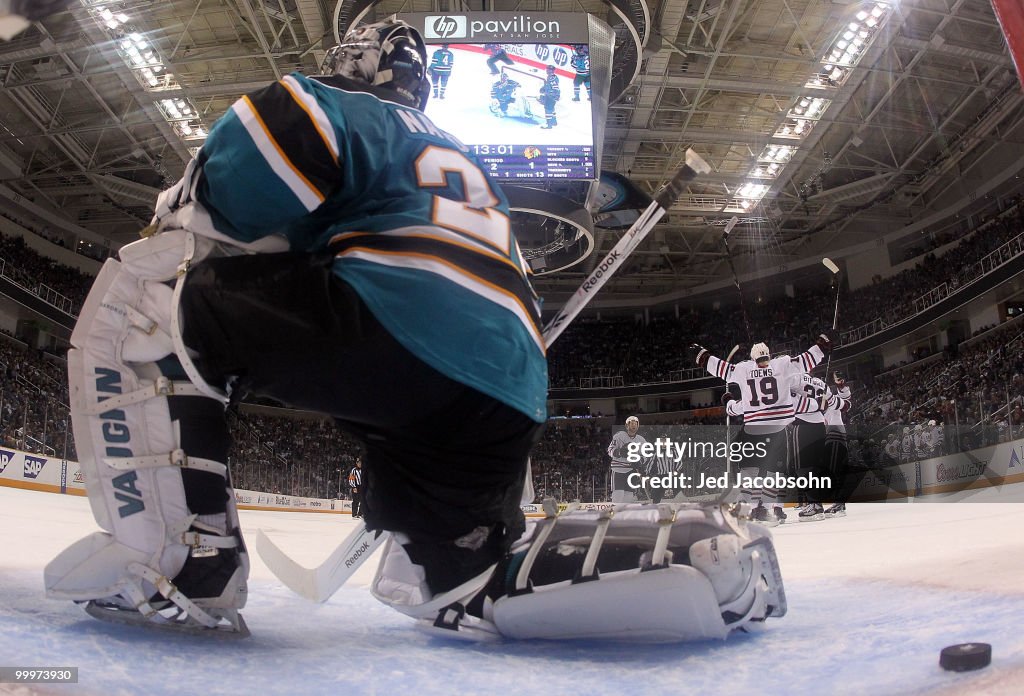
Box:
[193,72,547,422]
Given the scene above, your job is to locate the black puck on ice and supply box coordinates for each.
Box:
[939,643,991,672]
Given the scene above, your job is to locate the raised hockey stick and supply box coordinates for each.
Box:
[543,149,711,344]
[822,257,840,378]
[719,344,741,503]
[721,217,752,344]
[258,149,713,602]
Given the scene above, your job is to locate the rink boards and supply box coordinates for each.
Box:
[2,436,1023,510]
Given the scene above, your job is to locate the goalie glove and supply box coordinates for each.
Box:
[151,157,203,227]
[692,344,710,368]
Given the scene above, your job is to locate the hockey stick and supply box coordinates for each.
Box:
[543,149,711,344]
[721,217,752,344]
[258,149,712,602]
[718,344,741,503]
[822,257,840,378]
[255,525,387,603]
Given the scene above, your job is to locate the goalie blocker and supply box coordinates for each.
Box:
[372,502,786,642]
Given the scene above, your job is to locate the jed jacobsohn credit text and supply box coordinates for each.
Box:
[624,437,833,490]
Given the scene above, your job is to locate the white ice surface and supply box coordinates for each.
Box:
[2,486,1024,695]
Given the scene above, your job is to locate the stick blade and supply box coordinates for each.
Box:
[654,149,711,209]
[822,257,839,274]
[255,529,321,601]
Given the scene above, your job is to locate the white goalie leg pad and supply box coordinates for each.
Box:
[45,231,247,632]
[371,503,786,643]
[491,503,785,643]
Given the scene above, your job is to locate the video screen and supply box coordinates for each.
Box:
[423,42,596,181]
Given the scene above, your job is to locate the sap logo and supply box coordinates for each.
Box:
[1009,445,1022,469]
[95,368,143,517]
[0,449,13,474]
[424,15,466,39]
[23,456,46,479]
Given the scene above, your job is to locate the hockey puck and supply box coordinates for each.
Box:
[939,643,991,672]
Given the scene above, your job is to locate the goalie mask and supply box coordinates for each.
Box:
[321,19,430,110]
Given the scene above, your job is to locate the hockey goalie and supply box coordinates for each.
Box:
[489,71,543,123]
[43,17,786,642]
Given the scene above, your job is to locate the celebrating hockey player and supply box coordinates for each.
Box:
[694,337,832,525]
[44,18,785,643]
[570,45,591,101]
[822,371,851,516]
[427,43,454,99]
[539,64,561,129]
[791,373,828,521]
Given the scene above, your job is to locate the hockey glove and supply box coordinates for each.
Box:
[721,382,740,407]
[815,333,833,353]
[692,344,710,368]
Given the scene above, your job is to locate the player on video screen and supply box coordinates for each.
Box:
[490,72,520,117]
[571,45,591,101]
[485,43,514,74]
[428,43,454,99]
[539,64,560,129]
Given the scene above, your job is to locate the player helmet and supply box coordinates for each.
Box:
[928,419,936,426]
[575,45,588,55]
[625,416,639,436]
[750,342,770,364]
[546,64,557,74]
[320,19,430,110]
[903,426,910,434]
[440,43,449,49]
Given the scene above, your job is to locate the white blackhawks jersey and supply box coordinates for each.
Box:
[824,384,851,428]
[793,375,828,424]
[607,430,650,473]
[706,345,825,433]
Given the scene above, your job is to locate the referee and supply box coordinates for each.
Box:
[348,459,364,519]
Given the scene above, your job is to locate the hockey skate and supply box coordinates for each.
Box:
[750,503,779,528]
[772,506,787,525]
[798,502,825,522]
[82,544,250,638]
[825,502,847,518]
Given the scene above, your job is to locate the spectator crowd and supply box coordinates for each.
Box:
[0,194,1022,502]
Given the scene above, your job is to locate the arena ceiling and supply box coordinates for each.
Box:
[0,0,1022,305]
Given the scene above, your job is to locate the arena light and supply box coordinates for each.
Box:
[82,1,207,152]
[753,2,892,211]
